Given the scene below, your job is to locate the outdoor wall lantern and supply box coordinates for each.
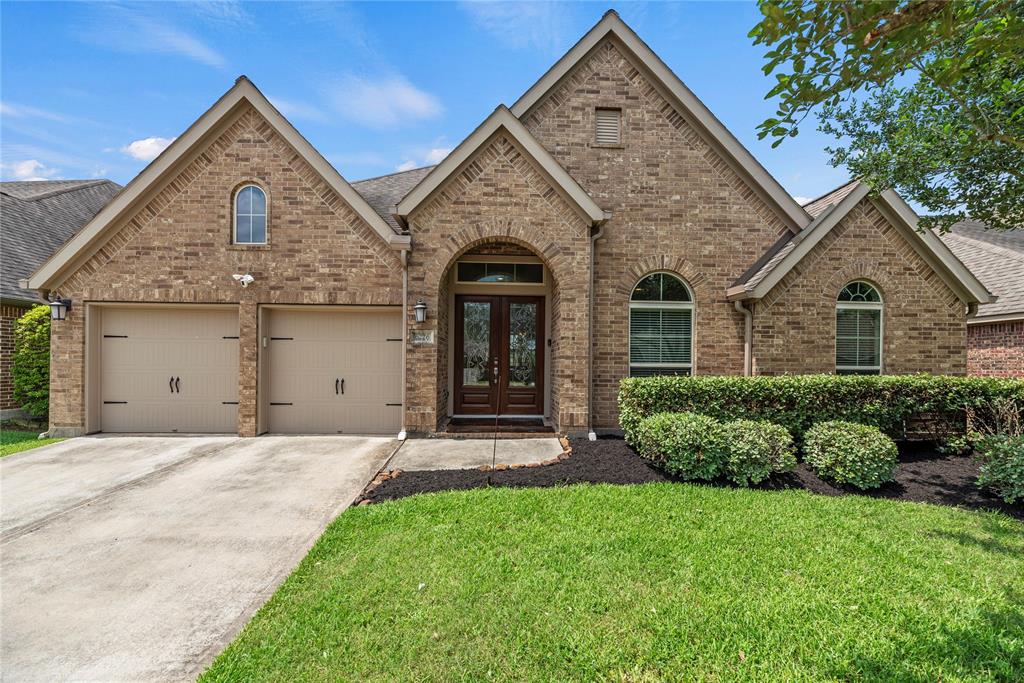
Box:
[48,296,71,321]
[413,299,428,323]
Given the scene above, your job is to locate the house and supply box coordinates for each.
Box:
[24,11,993,439]
[939,222,1024,377]
[1,180,121,419]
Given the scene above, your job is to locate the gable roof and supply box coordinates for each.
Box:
[940,221,1024,322]
[351,166,434,234]
[510,10,811,234]
[25,77,409,293]
[728,181,993,305]
[801,180,860,218]
[1,180,121,305]
[395,106,608,225]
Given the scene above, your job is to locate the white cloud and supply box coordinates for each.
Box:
[792,196,813,205]
[424,147,453,164]
[80,5,226,68]
[0,102,68,123]
[120,137,176,162]
[459,1,573,54]
[326,75,442,128]
[269,96,327,123]
[395,160,419,172]
[1,159,59,181]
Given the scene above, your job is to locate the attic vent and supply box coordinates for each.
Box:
[595,108,621,145]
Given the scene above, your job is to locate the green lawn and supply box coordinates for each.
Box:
[203,484,1024,682]
[0,429,64,457]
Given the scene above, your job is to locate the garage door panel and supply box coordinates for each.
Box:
[99,308,238,433]
[266,308,401,434]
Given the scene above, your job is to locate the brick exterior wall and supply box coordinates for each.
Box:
[48,105,403,436]
[1,304,30,411]
[521,39,797,428]
[967,321,1024,377]
[405,131,592,433]
[751,199,967,375]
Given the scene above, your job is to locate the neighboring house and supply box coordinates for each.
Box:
[0,180,121,418]
[939,221,1024,377]
[25,12,992,439]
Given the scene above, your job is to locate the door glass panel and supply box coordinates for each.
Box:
[462,302,491,386]
[508,302,537,387]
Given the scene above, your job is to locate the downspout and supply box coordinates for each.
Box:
[587,218,608,441]
[398,248,410,441]
[734,300,753,376]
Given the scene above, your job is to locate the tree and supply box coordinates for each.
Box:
[750,1,1024,231]
[12,305,51,418]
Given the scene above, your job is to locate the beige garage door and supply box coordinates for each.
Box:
[265,308,402,434]
[99,307,239,433]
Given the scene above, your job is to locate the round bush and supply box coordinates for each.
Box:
[974,435,1024,504]
[804,421,899,489]
[634,412,727,480]
[719,420,797,486]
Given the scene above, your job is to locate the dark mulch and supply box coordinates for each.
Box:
[363,436,1023,520]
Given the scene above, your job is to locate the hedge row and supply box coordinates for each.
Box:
[619,374,1024,444]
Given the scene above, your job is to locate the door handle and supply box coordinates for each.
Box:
[175,377,181,393]
[335,378,340,395]
[170,376,174,393]
[340,378,345,395]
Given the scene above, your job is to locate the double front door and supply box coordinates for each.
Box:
[454,295,545,415]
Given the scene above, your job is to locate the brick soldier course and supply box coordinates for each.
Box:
[24,11,996,439]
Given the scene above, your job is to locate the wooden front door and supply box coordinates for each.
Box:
[454,295,545,415]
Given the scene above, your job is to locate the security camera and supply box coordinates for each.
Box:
[232,273,255,288]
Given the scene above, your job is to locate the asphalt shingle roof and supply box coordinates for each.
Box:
[940,221,1024,320]
[350,166,434,234]
[1,179,122,305]
[801,180,859,218]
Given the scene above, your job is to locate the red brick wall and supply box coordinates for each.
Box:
[967,321,1024,377]
[1,304,30,410]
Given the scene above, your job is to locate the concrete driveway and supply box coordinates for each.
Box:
[1,434,395,682]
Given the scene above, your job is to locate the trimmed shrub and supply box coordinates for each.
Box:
[12,305,51,418]
[974,435,1024,504]
[719,420,797,486]
[804,421,899,490]
[619,374,1024,444]
[634,412,727,480]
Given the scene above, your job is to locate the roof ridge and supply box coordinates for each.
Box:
[799,179,858,208]
[351,165,435,185]
[0,179,116,202]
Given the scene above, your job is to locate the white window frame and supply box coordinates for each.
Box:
[233,184,268,245]
[835,282,884,374]
[628,272,694,376]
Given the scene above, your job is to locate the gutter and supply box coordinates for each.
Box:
[587,213,610,441]
[398,248,410,441]
[733,300,752,376]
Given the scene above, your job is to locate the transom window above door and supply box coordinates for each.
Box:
[456,261,544,284]
[629,272,693,377]
[234,185,267,244]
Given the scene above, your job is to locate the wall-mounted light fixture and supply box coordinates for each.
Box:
[48,296,71,321]
[413,299,427,323]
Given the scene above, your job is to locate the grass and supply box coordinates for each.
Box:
[203,484,1024,682]
[0,429,64,457]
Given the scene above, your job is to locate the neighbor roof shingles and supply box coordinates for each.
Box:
[940,222,1024,320]
[350,166,435,234]
[1,179,122,305]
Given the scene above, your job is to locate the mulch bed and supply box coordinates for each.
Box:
[361,436,1023,521]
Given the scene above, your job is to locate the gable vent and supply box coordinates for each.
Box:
[595,108,621,145]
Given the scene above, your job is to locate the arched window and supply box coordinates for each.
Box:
[629,272,693,377]
[836,281,882,374]
[234,185,267,244]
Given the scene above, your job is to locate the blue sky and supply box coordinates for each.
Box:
[0,1,852,203]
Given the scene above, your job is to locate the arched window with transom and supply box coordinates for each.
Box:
[234,184,267,244]
[629,272,693,377]
[836,281,883,374]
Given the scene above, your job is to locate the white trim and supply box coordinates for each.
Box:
[27,76,409,292]
[836,281,884,374]
[395,106,606,224]
[968,313,1024,325]
[510,10,810,233]
[232,184,268,245]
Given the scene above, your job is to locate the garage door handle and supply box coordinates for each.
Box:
[341,378,345,395]
[169,376,175,393]
[175,377,181,393]
[335,378,339,395]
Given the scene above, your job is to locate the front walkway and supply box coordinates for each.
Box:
[1,434,395,682]
[388,437,564,471]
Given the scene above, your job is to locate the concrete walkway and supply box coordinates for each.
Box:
[1,435,395,682]
[388,437,564,471]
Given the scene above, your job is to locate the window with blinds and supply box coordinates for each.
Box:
[836,281,882,374]
[595,108,621,145]
[629,272,693,377]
